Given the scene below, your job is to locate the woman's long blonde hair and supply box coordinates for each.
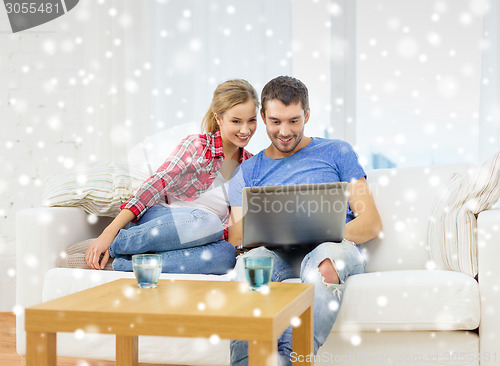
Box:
[202,79,259,134]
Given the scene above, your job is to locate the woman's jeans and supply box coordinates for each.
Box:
[109,205,236,275]
[230,241,366,366]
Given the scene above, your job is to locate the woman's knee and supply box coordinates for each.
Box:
[211,241,237,273]
[196,211,224,237]
[203,210,223,228]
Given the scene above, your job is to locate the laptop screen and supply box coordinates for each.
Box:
[242,182,348,248]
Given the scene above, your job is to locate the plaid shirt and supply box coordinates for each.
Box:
[121,130,253,239]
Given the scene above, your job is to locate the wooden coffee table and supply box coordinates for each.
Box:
[25,279,314,366]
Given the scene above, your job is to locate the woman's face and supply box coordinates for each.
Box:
[216,100,258,149]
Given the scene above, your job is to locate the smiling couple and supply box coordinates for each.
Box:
[65,76,382,366]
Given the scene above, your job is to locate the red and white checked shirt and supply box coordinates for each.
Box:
[120,130,253,240]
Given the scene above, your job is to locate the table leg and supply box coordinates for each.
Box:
[116,335,138,366]
[292,305,314,365]
[26,331,56,366]
[248,339,278,366]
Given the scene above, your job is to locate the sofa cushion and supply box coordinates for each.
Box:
[362,163,473,272]
[332,269,480,332]
[320,330,479,366]
[45,268,480,335]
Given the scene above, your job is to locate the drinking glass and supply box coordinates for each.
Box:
[244,256,274,291]
[132,254,162,288]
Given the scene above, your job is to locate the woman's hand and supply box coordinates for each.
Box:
[85,230,116,270]
[84,209,137,270]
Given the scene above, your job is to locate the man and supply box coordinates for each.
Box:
[228,76,382,366]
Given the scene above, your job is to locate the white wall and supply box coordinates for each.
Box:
[1,1,103,310]
[1,4,88,239]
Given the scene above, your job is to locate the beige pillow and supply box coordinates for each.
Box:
[42,162,144,217]
[427,152,500,277]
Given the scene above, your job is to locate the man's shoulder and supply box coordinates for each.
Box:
[309,137,354,153]
[312,137,351,146]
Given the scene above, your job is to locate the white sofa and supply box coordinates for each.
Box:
[16,162,500,365]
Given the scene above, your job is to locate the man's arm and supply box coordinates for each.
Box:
[228,206,243,248]
[345,177,382,244]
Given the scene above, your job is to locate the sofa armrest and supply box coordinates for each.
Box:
[477,208,500,358]
[16,207,112,355]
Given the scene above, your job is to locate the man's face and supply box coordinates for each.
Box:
[261,100,310,158]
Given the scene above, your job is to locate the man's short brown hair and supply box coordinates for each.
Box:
[261,76,309,115]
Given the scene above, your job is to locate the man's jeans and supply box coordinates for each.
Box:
[109,205,236,275]
[230,241,366,366]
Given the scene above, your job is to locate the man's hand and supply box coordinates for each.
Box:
[345,177,382,244]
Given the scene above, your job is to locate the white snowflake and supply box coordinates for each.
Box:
[74,329,85,340]
[328,300,339,312]
[377,296,388,307]
[397,38,419,58]
[209,334,220,345]
[290,317,301,327]
[200,249,212,261]
[350,334,362,346]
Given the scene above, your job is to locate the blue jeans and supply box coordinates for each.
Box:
[110,205,236,275]
[230,241,366,366]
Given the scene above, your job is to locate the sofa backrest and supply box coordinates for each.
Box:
[360,163,474,272]
[127,122,199,181]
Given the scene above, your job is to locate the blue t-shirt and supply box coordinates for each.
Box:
[229,137,366,222]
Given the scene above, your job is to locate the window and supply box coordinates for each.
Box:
[355,0,484,169]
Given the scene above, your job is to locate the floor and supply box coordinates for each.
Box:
[0,312,178,366]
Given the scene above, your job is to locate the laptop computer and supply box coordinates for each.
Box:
[241,182,348,248]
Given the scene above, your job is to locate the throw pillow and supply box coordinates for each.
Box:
[427,152,500,277]
[42,162,144,217]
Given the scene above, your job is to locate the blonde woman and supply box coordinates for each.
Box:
[84,79,258,273]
